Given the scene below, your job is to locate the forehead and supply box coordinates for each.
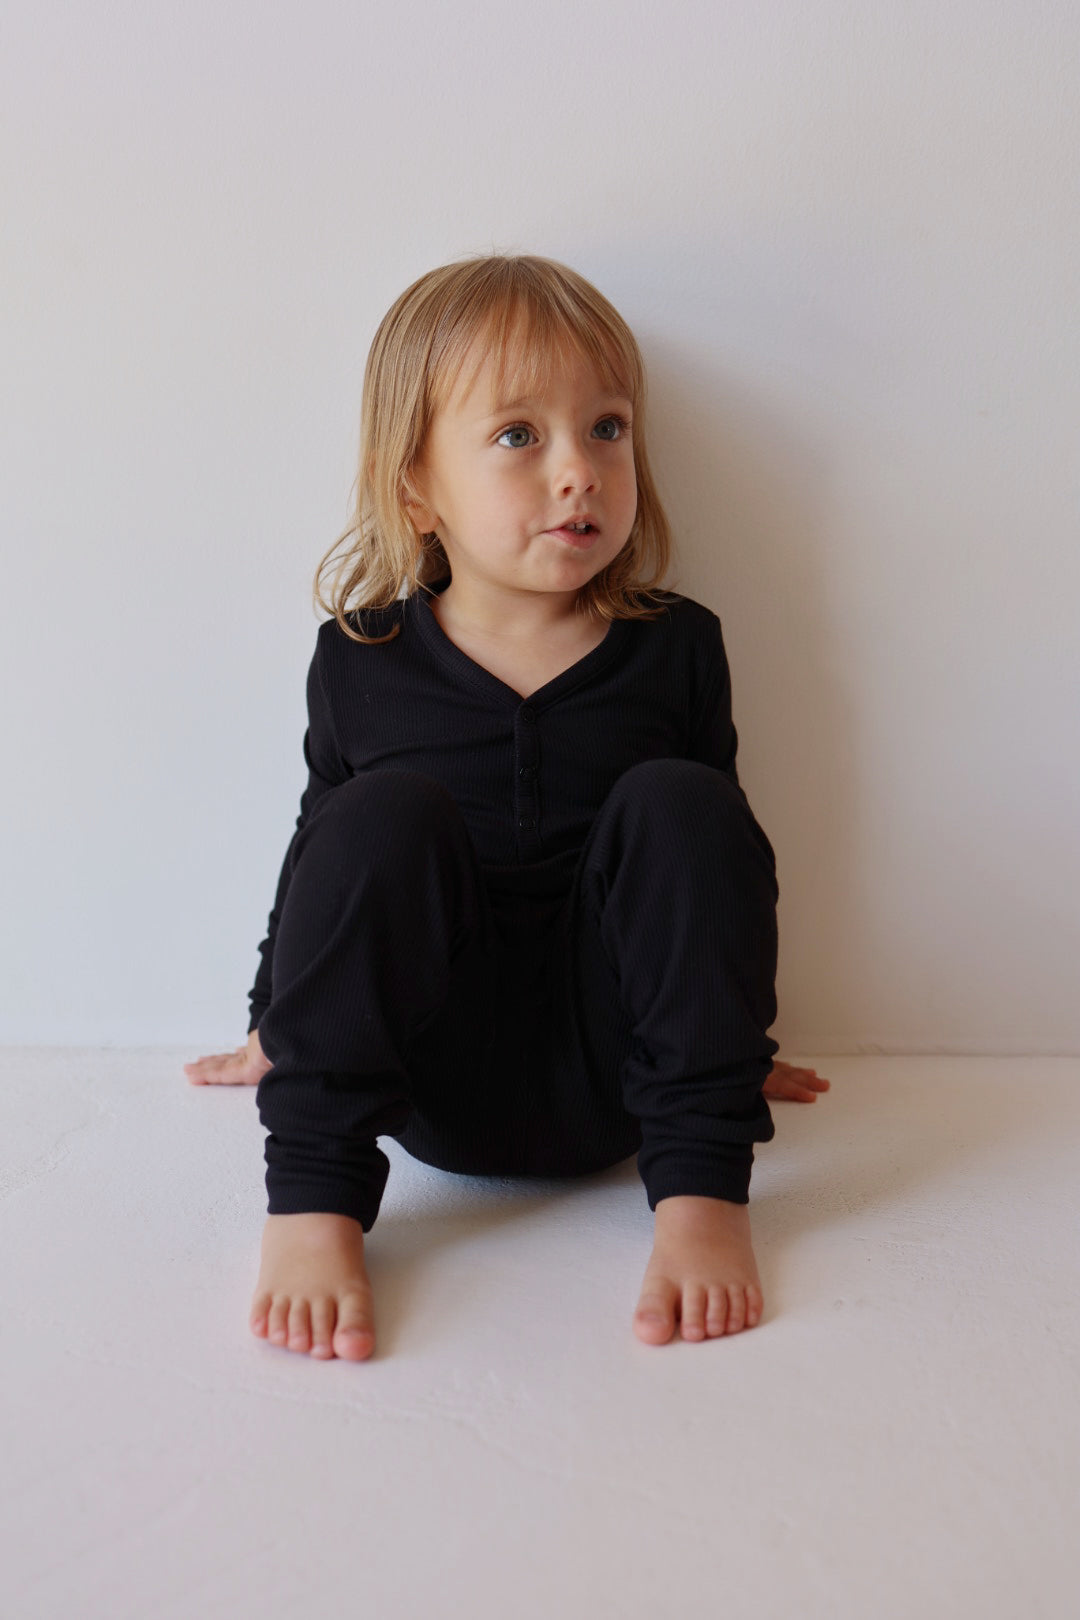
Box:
[437,312,633,417]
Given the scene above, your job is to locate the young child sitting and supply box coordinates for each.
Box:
[185,253,829,1359]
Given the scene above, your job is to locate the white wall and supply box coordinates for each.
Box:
[2,0,1077,1053]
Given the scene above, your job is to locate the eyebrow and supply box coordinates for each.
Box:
[480,392,633,421]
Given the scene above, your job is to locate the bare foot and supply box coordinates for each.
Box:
[250,1212,376,1361]
[633,1195,763,1346]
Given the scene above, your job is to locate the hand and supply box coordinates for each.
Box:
[184,1027,272,1087]
[763,1059,830,1102]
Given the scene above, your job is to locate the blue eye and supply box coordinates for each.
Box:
[496,425,535,449]
[495,414,631,449]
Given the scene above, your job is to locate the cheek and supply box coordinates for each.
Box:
[485,462,540,511]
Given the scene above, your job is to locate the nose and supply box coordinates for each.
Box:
[550,433,600,496]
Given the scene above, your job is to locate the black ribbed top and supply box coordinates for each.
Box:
[248,580,747,1030]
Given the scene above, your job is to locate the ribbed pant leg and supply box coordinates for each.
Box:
[254,770,501,1231]
[550,758,780,1208]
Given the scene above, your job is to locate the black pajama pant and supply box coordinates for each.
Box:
[254,759,781,1232]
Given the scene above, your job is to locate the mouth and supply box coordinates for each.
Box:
[546,520,599,548]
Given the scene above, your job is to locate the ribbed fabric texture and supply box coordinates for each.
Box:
[250,581,781,1230]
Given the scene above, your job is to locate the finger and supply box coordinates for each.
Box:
[765,1079,822,1103]
[190,1054,251,1086]
[184,1057,220,1083]
[783,1067,830,1090]
[764,1073,806,1096]
[188,1069,223,1086]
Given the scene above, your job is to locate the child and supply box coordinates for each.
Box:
[185,253,828,1360]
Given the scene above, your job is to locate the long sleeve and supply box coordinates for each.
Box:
[247,628,352,1033]
[683,611,778,894]
[685,613,740,786]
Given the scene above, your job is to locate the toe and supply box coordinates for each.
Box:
[725,1284,748,1334]
[249,1292,271,1338]
[267,1295,290,1345]
[680,1283,708,1341]
[705,1284,729,1337]
[333,1289,375,1360]
[633,1278,678,1345]
[309,1297,336,1358]
[746,1283,764,1328]
[287,1298,312,1352]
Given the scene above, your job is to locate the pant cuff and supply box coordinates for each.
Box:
[265,1162,388,1234]
[641,1148,754,1209]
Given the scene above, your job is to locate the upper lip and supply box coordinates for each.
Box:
[548,514,598,530]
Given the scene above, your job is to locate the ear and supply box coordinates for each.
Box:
[403,494,438,536]
[402,463,438,537]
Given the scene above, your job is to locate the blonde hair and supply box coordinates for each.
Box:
[314,253,677,645]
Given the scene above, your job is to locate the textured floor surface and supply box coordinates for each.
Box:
[2,1048,1077,1620]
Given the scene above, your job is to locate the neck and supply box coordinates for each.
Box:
[433,581,588,641]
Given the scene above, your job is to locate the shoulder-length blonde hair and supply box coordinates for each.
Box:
[314,254,677,645]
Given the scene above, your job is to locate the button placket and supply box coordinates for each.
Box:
[513,705,542,858]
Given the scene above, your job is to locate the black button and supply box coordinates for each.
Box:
[518,765,536,779]
[518,816,534,830]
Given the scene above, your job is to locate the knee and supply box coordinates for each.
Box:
[607,757,745,823]
[598,759,777,884]
[304,769,465,853]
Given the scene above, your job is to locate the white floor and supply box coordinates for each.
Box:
[3,1049,1077,1620]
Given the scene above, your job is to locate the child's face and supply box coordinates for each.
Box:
[405,330,638,614]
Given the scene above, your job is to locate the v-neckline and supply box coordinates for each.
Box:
[410,580,632,708]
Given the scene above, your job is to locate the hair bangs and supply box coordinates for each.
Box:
[430,266,639,421]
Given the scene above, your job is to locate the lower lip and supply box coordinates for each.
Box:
[547,527,598,548]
